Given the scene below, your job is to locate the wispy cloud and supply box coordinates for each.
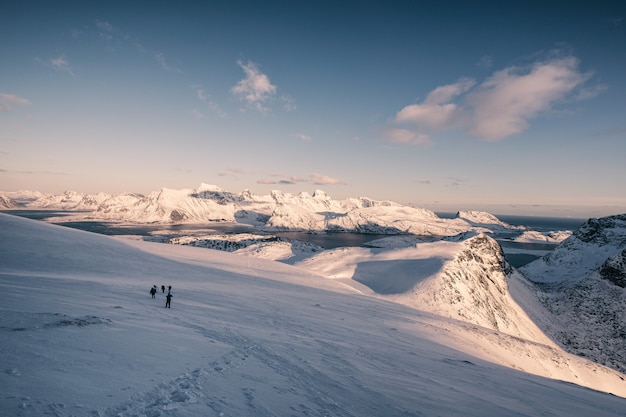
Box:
[155,52,182,73]
[191,109,205,120]
[231,60,277,113]
[257,173,344,186]
[476,55,493,68]
[96,20,113,32]
[607,16,623,26]
[382,127,432,146]
[257,178,296,185]
[217,168,245,179]
[446,177,468,187]
[281,95,297,112]
[0,93,31,112]
[96,20,114,41]
[0,167,66,176]
[309,173,343,185]
[192,86,226,118]
[389,55,594,142]
[294,133,312,141]
[49,55,74,76]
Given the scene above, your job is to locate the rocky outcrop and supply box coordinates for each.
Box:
[599,249,626,288]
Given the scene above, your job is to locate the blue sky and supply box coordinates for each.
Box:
[1,1,625,217]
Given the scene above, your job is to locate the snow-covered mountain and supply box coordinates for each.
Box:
[0,194,23,209]
[512,229,572,243]
[30,190,112,210]
[3,183,522,237]
[519,214,626,372]
[2,212,626,417]
[0,189,46,204]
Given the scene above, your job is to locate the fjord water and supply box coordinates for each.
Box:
[4,210,586,266]
[495,214,586,232]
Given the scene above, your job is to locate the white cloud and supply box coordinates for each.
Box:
[390,56,592,142]
[309,173,343,185]
[0,93,31,112]
[231,60,277,113]
[382,128,432,146]
[49,56,74,76]
[424,77,476,105]
[395,78,474,131]
[295,133,311,141]
[466,57,587,140]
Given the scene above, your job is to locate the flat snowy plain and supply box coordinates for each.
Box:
[1,212,625,417]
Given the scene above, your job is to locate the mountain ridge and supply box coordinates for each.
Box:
[1,183,517,237]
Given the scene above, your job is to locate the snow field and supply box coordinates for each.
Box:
[1,213,626,416]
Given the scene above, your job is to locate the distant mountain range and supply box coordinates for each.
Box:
[0,183,521,236]
[3,184,625,375]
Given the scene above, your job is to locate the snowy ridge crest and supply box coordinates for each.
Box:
[401,234,547,341]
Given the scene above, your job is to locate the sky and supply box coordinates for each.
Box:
[1,1,625,217]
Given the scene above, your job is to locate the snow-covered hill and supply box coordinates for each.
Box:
[2,212,626,417]
[520,214,626,372]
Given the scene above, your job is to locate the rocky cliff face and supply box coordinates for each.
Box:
[599,249,626,288]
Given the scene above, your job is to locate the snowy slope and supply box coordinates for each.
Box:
[2,212,626,417]
[517,214,626,373]
[291,233,626,393]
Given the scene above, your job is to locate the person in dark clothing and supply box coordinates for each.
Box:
[168,285,172,292]
[165,292,172,308]
[161,285,165,293]
[150,286,157,298]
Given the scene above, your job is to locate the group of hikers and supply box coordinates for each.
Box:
[149,285,173,308]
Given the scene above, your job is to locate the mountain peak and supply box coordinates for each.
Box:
[197,183,223,192]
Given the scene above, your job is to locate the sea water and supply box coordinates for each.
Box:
[3,210,588,267]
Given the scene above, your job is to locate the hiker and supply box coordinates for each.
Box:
[165,292,172,308]
[150,286,157,299]
[168,285,172,292]
[161,285,165,293]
